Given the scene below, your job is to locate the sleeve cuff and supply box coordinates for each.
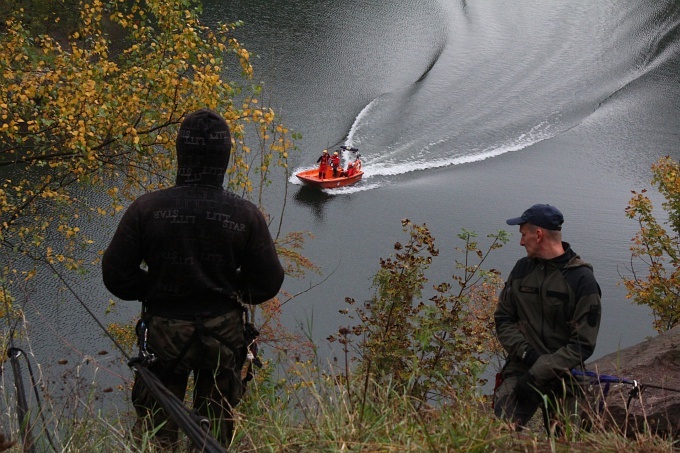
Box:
[521,347,541,367]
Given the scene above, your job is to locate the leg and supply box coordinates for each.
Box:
[494,374,541,429]
[131,364,189,449]
[545,378,589,436]
[193,366,243,447]
[191,311,246,448]
[134,316,200,448]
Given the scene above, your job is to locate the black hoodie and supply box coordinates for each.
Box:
[102,110,284,317]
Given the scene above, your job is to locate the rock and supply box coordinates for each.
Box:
[585,325,680,436]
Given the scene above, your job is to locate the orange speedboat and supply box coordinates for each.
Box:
[297,146,363,189]
[295,168,364,189]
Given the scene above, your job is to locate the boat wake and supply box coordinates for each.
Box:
[289,115,560,193]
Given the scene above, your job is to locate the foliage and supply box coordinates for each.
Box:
[0,0,298,278]
[624,155,680,332]
[330,219,508,404]
[1,347,677,452]
[0,0,316,374]
[234,356,509,453]
[0,5,319,449]
[231,349,678,453]
[0,0,83,37]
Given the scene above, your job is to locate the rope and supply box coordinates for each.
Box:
[572,368,680,392]
[7,347,58,452]
[8,346,34,453]
[22,293,129,382]
[571,369,636,386]
[46,262,130,362]
[572,368,680,411]
[45,261,226,451]
[129,364,225,453]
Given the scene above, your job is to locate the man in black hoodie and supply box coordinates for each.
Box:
[102,109,284,448]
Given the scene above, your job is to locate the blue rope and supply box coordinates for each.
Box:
[571,369,636,386]
[571,368,641,412]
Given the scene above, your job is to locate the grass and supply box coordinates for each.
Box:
[0,349,678,452]
[229,355,679,453]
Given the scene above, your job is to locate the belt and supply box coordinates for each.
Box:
[144,297,242,320]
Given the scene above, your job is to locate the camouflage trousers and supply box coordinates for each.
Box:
[131,309,246,449]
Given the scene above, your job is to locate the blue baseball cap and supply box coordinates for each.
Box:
[506,204,564,231]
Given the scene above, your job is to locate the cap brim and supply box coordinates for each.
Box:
[506,216,525,226]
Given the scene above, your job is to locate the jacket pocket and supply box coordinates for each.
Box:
[545,290,569,330]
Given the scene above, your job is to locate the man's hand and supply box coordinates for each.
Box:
[522,348,541,367]
[515,372,543,405]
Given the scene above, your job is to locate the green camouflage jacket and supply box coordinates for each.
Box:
[494,242,602,383]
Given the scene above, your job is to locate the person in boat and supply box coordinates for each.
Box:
[102,109,284,449]
[316,149,330,179]
[493,204,601,433]
[344,161,356,177]
[330,151,341,177]
[353,154,362,172]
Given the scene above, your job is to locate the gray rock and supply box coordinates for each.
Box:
[585,325,680,436]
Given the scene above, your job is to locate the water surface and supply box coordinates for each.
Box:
[19,0,680,396]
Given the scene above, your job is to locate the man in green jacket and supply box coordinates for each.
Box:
[493,203,601,430]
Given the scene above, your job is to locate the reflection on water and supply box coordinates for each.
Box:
[293,186,334,221]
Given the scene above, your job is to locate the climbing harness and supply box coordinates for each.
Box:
[137,307,263,390]
[129,306,263,452]
[7,242,265,452]
[41,262,228,452]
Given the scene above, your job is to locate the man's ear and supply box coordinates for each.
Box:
[535,228,544,242]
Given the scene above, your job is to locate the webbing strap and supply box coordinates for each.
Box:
[164,317,241,372]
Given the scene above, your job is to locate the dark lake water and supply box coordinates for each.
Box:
[17,0,680,398]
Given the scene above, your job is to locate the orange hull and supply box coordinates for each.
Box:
[295,168,364,189]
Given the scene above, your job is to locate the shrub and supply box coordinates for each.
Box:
[330,219,508,405]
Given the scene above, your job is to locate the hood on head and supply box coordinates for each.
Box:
[175,109,231,187]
